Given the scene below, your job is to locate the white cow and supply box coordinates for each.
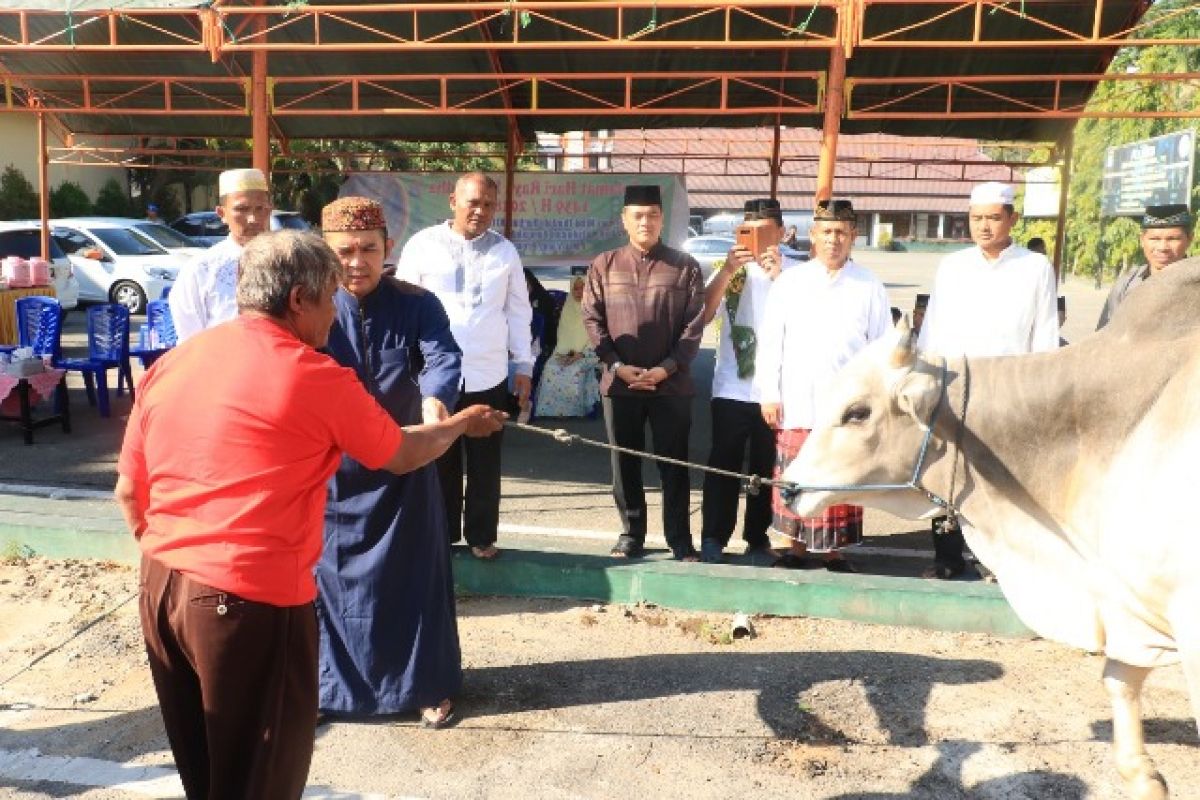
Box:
[782,257,1200,799]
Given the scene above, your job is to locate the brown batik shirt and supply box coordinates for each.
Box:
[582,241,705,397]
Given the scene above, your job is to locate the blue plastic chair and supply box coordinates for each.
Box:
[57,304,133,418]
[1,295,63,360]
[130,298,178,371]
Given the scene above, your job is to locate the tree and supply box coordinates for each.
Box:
[49,181,92,217]
[92,177,133,217]
[1060,0,1200,279]
[0,165,39,220]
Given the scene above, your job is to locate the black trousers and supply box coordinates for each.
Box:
[602,394,694,555]
[439,379,508,549]
[700,397,775,548]
[139,555,317,800]
[931,516,967,570]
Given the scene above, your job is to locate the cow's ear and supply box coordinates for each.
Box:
[894,369,941,424]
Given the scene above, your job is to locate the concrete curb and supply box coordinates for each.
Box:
[0,492,1030,638]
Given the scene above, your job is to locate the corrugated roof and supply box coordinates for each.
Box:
[601,127,1013,212]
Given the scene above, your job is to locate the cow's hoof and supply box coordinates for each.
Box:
[1121,768,1168,800]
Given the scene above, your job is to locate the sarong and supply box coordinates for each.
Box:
[771,427,863,552]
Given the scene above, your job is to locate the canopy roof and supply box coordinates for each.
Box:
[0,0,1193,145]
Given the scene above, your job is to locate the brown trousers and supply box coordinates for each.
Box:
[138,555,318,800]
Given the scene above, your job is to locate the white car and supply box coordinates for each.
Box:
[0,221,81,311]
[123,219,207,260]
[46,218,184,314]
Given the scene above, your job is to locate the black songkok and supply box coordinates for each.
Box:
[1142,204,1193,230]
[814,199,856,222]
[623,185,662,207]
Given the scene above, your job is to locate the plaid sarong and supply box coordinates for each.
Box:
[771,427,863,552]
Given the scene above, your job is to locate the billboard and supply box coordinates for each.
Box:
[1022,166,1061,219]
[340,172,690,267]
[1101,129,1196,218]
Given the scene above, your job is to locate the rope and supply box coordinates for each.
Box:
[505,419,784,496]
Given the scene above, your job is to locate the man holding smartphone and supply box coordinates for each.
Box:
[698,198,794,563]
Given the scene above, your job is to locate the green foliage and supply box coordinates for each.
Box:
[1059,0,1200,279]
[148,185,182,223]
[92,178,133,217]
[49,181,92,217]
[0,165,39,220]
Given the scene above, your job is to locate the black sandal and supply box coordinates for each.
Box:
[610,535,644,559]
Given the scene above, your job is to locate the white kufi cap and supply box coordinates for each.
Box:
[969,181,1014,207]
[218,168,268,196]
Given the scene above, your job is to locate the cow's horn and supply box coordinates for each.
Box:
[889,326,916,368]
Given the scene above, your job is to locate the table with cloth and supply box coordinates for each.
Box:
[0,368,70,444]
[0,287,56,345]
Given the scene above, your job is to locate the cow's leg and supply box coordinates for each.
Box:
[1103,659,1168,800]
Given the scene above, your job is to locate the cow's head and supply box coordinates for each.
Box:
[782,320,947,520]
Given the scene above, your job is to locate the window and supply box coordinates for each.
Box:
[0,229,66,260]
[135,222,196,249]
[50,227,94,256]
[90,227,168,257]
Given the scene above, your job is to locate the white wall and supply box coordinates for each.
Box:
[0,115,129,200]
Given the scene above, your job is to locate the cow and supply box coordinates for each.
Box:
[781,257,1200,800]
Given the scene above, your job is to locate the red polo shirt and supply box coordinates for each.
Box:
[117,315,404,606]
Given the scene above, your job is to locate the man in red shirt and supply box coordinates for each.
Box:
[114,230,503,799]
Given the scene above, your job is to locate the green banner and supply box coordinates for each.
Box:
[340,172,689,266]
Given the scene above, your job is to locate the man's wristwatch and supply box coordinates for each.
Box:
[612,361,625,372]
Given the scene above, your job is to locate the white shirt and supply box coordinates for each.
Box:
[754,259,891,430]
[917,243,1059,358]
[711,256,798,403]
[169,237,242,343]
[396,222,534,392]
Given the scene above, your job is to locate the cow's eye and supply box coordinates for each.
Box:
[841,403,870,425]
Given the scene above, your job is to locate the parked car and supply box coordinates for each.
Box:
[682,234,810,280]
[170,210,310,247]
[45,218,181,314]
[0,222,81,311]
[127,219,207,259]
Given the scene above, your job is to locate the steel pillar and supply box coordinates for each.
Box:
[251,7,270,177]
[36,111,50,259]
[815,43,847,202]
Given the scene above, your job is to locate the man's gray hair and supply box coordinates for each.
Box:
[237,230,343,318]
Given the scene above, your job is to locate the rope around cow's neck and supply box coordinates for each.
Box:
[505,419,788,497]
[505,355,969,538]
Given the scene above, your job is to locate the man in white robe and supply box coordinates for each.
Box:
[755,199,891,572]
[170,168,272,342]
[917,180,1059,579]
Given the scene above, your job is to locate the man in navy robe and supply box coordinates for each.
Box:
[317,196,464,727]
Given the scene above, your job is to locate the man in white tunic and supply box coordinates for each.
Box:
[395,172,534,560]
[169,168,272,342]
[699,198,795,564]
[917,180,1059,579]
[755,199,891,572]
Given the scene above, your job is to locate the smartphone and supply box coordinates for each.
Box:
[735,221,781,259]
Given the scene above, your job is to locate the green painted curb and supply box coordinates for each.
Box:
[0,495,1031,638]
[452,549,1032,638]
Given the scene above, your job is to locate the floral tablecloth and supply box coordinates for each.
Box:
[0,368,65,414]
